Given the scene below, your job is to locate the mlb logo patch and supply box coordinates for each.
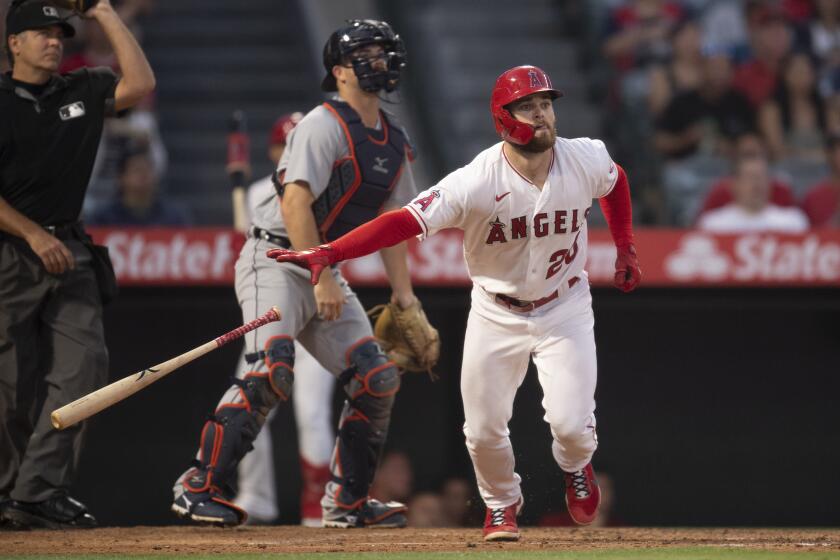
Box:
[43,6,59,17]
[59,102,86,121]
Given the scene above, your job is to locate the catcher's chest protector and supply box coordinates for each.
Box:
[313,100,409,241]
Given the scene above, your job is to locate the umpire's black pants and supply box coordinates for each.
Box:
[0,235,108,503]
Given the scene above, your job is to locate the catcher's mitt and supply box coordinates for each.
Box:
[368,300,440,377]
[49,0,99,13]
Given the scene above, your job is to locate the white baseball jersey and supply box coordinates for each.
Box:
[405,137,617,300]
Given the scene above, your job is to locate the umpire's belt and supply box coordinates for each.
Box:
[493,276,580,312]
[44,221,82,240]
[250,226,291,248]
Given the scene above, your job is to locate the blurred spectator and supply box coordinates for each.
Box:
[758,51,836,161]
[795,0,840,66]
[697,155,809,232]
[783,0,815,25]
[407,493,445,528]
[732,2,793,109]
[655,51,755,160]
[700,132,797,215]
[801,134,840,227]
[603,0,684,72]
[603,0,685,106]
[440,477,472,527]
[539,472,619,527]
[700,0,750,61]
[369,451,413,504]
[60,16,118,74]
[648,19,704,116]
[89,149,191,226]
[84,110,168,215]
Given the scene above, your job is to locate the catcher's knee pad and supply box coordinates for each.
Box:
[344,338,400,417]
[264,335,295,400]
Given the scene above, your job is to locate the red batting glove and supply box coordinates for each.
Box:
[614,244,641,292]
[266,244,336,285]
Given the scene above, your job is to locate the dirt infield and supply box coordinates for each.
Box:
[2,526,839,555]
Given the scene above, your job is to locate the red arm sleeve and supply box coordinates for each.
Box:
[329,208,423,262]
[599,164,634,248]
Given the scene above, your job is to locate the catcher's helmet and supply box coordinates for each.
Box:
[490,65,563,145]
[321,19,406,93]
[270,112,303,145]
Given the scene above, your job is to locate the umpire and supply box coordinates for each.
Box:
[0,0,154,529]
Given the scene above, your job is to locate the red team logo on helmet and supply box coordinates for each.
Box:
[490,65,563,146]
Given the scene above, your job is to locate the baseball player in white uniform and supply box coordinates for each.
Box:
[268,65,642,541]
[232,113,336,526]
[170,19,421,529]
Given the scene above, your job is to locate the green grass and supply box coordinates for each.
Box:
[4,550,840,560]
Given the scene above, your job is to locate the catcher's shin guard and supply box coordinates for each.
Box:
[328,338,400,510]
[173,336,295,526]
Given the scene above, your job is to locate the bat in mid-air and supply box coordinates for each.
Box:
[50,307,281,430]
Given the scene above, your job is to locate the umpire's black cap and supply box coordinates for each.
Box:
[5,1,76,39]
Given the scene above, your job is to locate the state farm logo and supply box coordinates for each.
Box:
[665,233,840,283]
[102,231,238,283]
[665,234,730,280]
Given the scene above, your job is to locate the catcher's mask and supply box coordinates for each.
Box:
[321,19,406,94]
[490,65,563,146]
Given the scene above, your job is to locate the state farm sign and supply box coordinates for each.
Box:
[662,233,840,284]
[92,228,243,285]
[86,227,840,287]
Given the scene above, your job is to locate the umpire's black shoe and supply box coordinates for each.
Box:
[2,495,97,529]
[0,499,27,531]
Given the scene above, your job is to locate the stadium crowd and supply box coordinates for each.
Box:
[583,0,840,229]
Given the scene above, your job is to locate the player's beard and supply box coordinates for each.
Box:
[519,126,556,154]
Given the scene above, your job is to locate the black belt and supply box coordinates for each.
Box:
[251,227,291,248]
[494,277,580,312]
[44,221,81,240]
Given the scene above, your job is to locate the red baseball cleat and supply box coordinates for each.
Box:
[564,463,601,525]
[482,497,523,541]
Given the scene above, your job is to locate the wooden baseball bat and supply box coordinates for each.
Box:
[50,307,282,430]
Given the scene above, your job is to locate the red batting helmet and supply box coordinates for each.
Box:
[490,65,563,145]
[270,112,304,145]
